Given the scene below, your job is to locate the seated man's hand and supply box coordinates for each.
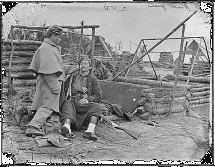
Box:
[78,98,89,105]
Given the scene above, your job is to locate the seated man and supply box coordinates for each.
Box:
[60,54,102,141]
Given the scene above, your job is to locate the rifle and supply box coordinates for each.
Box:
[101,115,140,140]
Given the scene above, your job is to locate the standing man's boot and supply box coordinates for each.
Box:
[14,106,28,126]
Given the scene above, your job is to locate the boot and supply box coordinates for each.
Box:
[25,126,44,137]
[26,106,36,122]
[61,118,76,138]
[14,106,28,126]
[83,132,97,141]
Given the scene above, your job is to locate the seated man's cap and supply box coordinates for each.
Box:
[47,25,63,36]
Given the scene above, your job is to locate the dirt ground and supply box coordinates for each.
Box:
[2,63,211,164]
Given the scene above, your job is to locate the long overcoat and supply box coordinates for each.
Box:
[29,38,64,113]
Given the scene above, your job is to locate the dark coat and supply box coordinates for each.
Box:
[62,72,102,105]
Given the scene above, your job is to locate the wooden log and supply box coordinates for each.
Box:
[12,73,37,80]
[3,39,42,46]
[191,87,210,92]
[174,95,210,102]
[9,64,30,72]
[192,91,210,97]
[2,51,35,57]
[191,95,209,101]
[2,57,32,65]
[117,76,191,89]
[2,79,36,88]
[150,104,184,115]
[190,98,210,105]
[151,87,187,98]
[165,74,210,83]
[2,45,39,51]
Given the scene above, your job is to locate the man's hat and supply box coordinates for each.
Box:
[47,25,63,36]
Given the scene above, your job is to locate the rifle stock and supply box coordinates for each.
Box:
[101,115,140,139]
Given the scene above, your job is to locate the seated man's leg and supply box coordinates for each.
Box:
[83,115,98,141]
[25,107,53,137]
[80,103,101,141]
[60,100,76,138]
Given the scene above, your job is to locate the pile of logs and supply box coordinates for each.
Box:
[2,40,42,88]
[175,87,210,105]
[158,52,173,65]
[181,63,210,76]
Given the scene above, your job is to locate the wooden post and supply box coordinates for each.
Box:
[79,21,84,57]
[8,25,14,94]
[181,41,188,74]
[124,40,142,77]
[143,41,158,79]
[168,24,186,117]
[186,46,200,85]
[91,27,95,66]
[202,37,211,67]
[182,42,188,64]
[112,11,197,81]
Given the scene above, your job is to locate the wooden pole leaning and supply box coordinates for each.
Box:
[111,11,197,81]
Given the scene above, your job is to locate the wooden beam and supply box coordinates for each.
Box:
[13,25,100,30]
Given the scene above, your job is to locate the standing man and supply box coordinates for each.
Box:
[60,54,102,141]
[25,25,64,137]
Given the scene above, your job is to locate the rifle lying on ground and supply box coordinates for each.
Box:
[101,115,140,140]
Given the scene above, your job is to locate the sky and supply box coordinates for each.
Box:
[2,2,212,62]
